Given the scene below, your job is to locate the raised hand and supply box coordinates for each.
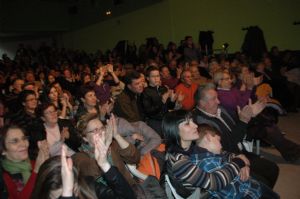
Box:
[161,91,170,104]
[61,127,70,141]
[106,64,114,73]
[61,145,74,197]
[94,133,111,172]
[170,90,178,102]
[176,91,185,103]
[237,104,253,123]
[249,99,266,117]
[34,140,49,173]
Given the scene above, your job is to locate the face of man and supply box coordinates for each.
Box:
[128,77,144,94]
[182,71,193,86]
[147,70,161,87]
[200,89,220,115]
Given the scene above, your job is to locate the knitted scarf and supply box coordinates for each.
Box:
[2,158,32,184]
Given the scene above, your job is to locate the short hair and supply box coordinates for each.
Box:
[194,83,216,104]
[22,82,35,90]
[162,110,193,152]
[145,65,159,77]
[76,113,100,137]
[79,83,95,99]
[196,123,220,145]
[123,71,141,85]
[36,102,57,118]
[18,90,36,104]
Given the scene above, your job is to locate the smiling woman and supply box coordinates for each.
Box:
[0,125,48,199]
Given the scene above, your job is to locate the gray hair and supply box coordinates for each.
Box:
[194,83,216,104]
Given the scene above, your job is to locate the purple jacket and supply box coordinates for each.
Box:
[217,87,252,117]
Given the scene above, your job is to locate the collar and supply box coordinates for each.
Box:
[217,87,230,91]
[197,106,221,118]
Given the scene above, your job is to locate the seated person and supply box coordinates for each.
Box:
[73,113,140,187]
[0,125,48,199]
[31,143,136,199]
[30,103,81,159]
[193,124,279,199]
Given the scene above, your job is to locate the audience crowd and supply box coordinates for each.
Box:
[0,36,300,199]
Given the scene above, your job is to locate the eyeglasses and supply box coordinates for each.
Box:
[44,110,57,115]
[6,136,29,145]
[221,77,231,81]
[86,126,106,134]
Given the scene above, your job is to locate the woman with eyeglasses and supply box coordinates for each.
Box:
[29,102,81,160]
[73,113,140,188]
[0,125,49,199]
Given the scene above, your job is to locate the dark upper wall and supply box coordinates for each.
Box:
[61,0,300,53]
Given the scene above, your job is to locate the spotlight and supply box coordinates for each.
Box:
[222,43,229,49]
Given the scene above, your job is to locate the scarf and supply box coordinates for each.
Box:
[79,143,113,165]
[2,158,32,184]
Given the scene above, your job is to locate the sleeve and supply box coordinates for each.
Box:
[133,121,162,155]
[141,89,163,116]
[62,120,82,152]
[114,94,138,122]
[95,166,136,199]
[171,153,243,191]
[116,142,140,165]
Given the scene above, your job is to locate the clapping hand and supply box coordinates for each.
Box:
[34,140,49,173]
[94,132,111,172]
[61,145,74,197]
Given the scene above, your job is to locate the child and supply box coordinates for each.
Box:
[192,124,279,199]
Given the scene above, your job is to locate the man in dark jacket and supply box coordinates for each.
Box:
[192,84,279,189]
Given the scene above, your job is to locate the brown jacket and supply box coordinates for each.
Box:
[72,140,140,186]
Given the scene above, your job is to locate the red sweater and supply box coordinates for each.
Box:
[3,161,37,199]
[175,83,198,110]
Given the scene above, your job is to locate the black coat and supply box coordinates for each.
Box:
[29,118,82,159]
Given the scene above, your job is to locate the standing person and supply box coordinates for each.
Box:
[0,125,48,199]
[162,110,248,198]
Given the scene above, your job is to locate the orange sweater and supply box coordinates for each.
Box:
[175,83,198,111]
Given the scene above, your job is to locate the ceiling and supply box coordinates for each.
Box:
[0,0,162,41]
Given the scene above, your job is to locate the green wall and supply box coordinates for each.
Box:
[62,0,300,53]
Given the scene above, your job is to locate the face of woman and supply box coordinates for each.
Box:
[178,119,199,148]
[83,91,97,107]
[48,75,55,84]
[3,128,29,162]
[84,119,105,147]
[48,87,58,102]
[42,105,58,125]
